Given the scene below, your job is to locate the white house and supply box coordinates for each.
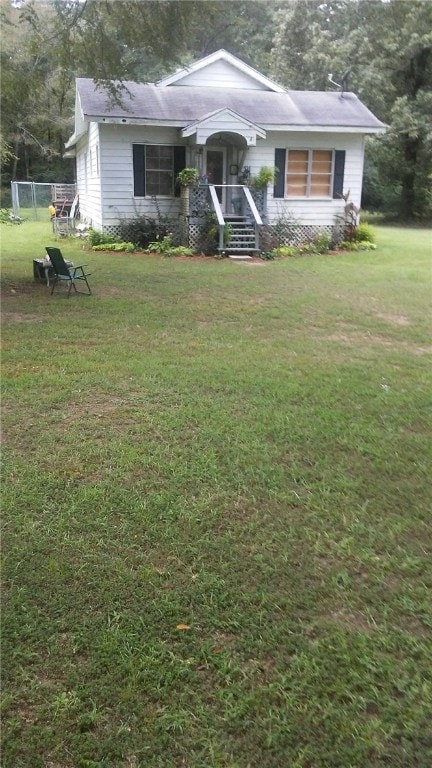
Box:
[65,49,386,251]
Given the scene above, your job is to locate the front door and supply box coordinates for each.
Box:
[204,147,226,210]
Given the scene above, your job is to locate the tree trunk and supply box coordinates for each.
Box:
[12,138,20,179]
[399,137,419,220]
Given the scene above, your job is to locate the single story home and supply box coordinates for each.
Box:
[65,49,386,252]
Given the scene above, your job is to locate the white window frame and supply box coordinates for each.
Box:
[145,144,175,198]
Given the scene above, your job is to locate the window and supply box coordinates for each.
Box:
[286,149,333,197]
[146,146,174,196]
[133,144,186,197]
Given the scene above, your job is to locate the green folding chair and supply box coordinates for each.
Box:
[45,247,92,297]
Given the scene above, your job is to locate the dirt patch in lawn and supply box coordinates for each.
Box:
[1,311,45,324]
[327,330,431,356]
[323,608,376,633]
[374,313,411,326]
[51,395,133,425]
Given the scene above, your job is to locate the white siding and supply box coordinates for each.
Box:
[99,124,187,226]
[76,122,102,228]
[171,60,271,90]
[82,118,365,229]
[245,132,365,226]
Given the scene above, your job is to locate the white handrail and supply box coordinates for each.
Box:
[208,185,225,225]
[206,183,263,252]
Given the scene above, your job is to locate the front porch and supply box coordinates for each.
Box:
[181,183,266,254]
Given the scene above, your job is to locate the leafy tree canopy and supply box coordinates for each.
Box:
[1,0,430,219]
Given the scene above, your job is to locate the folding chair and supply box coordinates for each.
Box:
[53,194,79,237]
[45,246,92,297]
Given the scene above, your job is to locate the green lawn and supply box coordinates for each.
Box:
[1,223,431,767]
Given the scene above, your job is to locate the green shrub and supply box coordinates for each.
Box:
[250,166,278,190]
[0,208,22,224]
[273,245,299,258]
[340,240,377,251]
[164,245,195,257]
[340,240,360,251]
[146,235,194,257]
[117,215,174,249]
[261,245,303,259]
[314,232,332,253]
[87,229,121,246]
[354,222,376,244]
[299,243,320,255]
[92,241,135,252]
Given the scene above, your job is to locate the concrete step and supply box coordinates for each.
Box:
[224,247,260,253]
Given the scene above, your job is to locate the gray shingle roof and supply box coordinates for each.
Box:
[76,78,386,131]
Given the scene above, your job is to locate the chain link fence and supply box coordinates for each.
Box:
[11,182,76,221]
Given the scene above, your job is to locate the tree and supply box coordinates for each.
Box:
[350,0,432,219]
[270,0,432,220]
[2,0,430,219]
[0,0,274,182]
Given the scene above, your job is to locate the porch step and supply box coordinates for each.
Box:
[228,254,253,261]
[226,247,260,253]
[225,219,257,252]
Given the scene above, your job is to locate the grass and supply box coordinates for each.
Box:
[1,222,431,767]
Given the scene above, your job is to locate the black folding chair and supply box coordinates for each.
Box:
[45,247,92,297]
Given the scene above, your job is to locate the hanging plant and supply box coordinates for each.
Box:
[176,168,200,187]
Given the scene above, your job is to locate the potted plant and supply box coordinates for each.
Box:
[250,166,278,190]
[176,168,200,216]
[176,168,200,187]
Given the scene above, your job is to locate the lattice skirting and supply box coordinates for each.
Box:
[260,224,343,249]
[102,224,124,239]
[188,222,207,250]
[188,222,344,251]
[101,221,344,251]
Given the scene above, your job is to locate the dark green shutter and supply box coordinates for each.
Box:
[274,148,286,198]
[333,150,345,199]
[173,146,186,197]
[133,144,145,197]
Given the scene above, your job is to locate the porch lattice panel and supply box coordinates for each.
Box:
[102,225,123,239]
[260,224,342,249]
[101,222,344,251]
[188,223,206,250]
[188,186,211,217]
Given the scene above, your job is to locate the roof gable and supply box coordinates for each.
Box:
[182,107,266,145]
[182,108,266,135]
[156,49,286,92]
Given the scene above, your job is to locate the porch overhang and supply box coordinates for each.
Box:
[181,108,266,146]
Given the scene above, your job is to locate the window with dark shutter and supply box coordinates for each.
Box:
[133,144,186,197]
[274,148,286,198]
[173,146,186,197]
[332,150,345,199]
[133,145,145,197]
